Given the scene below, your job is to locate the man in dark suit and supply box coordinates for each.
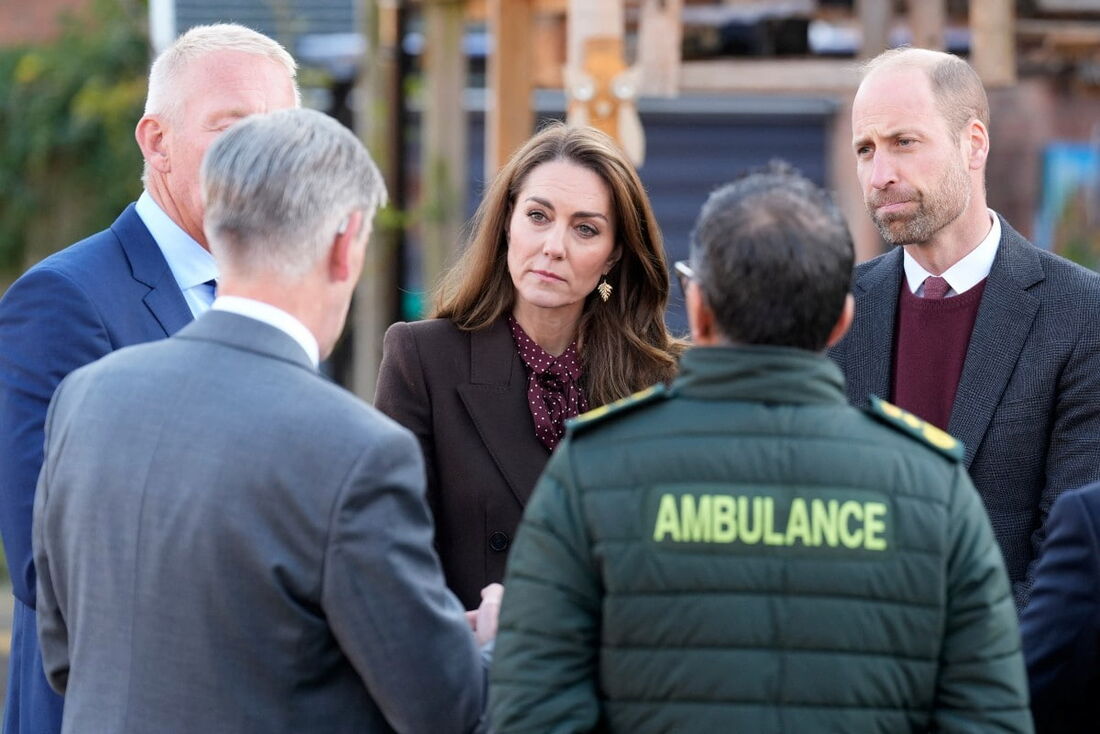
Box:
[33,108,496,734]
[0,24,298,734]
[830,47,1100,609]
[1021,481,1100,732]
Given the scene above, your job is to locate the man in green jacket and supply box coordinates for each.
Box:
[489,162,1031,733]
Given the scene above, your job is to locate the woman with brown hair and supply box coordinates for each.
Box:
[375,123,681,609]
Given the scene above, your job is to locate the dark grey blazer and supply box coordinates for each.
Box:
[33,311,486,734]
[830,217,1100,609]
[375,318,549,610]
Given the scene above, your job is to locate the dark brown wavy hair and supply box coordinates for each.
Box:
[432,122,682,406]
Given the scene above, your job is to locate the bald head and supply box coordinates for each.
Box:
[861,48,989,136]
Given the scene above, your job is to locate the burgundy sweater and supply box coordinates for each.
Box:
[891,279,987,430]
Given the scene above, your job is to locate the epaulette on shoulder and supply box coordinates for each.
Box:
[566,384,668,436]
[865,395,964,462]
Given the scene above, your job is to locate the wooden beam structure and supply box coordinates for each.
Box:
[421,0,468,292]
[565,0,644,163]
[909,0,946,51]
[351,0,405,401]
[679,59,862,94]
[637,0,683,97]
[485,0,534,176]
[972,0,1017,86]
[858,0,892,58]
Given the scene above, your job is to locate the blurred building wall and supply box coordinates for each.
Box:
[0,0,88,45]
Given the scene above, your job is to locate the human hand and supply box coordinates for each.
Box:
[464,583,504,646]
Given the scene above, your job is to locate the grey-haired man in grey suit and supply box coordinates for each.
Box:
[32,108,499,734]
[832,47,1100,611]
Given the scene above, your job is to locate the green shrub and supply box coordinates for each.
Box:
[0,0,148,278]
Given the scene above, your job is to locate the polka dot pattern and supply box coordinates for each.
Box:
[508,315,588,451]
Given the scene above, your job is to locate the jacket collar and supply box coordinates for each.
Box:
[674,345,848,406]
[112,203,193,336]
[173,310,317,373]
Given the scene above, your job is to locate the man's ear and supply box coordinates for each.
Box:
[687,282,720,346]
[825,293,855,348]
[329,211,365,282]
[964,118,989,172]
[135,115,170,173]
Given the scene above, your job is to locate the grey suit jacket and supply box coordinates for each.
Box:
[830,218,1100,609]
[33,311,486,734]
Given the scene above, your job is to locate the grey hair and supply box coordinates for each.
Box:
[145,23,300,120]
[201,108,387,279]
[861,47,989,135]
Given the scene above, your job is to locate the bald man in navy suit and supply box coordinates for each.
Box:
[0,24,298,734]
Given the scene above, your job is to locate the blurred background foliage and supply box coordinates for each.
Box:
[0,0,148,283]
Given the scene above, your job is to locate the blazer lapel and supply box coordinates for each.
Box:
[948,221,1043,467]
[845,248,902,406]
[457,320,549,507]
[112,204,193,336]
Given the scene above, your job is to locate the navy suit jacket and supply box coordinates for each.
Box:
[1021,482,1100,733]
[0,204,191,734]
[829,218,1100,609]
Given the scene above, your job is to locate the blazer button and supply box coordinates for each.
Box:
[488,531,510,552]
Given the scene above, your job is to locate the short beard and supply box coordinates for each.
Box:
[869,160,971,247]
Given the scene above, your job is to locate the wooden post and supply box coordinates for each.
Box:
[971,0,1016,87]
[859,0,891,58]
[421,0,468,294]
[830,96,883,263]
[637,0,683,97]
[565,0,644,164]
[350,0,406,401]
[909,0,945,51]
[486,0,533,177]
[567,0,621,64]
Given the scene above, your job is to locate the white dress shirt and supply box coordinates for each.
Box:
[135,191,218,317]
[211,296,320,369]
[903,209,1002,297]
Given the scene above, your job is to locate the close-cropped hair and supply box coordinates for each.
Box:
[433,121,682,406]
[690,161,853,352]
[145,23,301,121]
[861,46,989,135]
[201,108,386,279]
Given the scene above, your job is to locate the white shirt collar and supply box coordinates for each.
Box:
[211,296,320,369]
[134,191,218,292]
[903,209,1001,297]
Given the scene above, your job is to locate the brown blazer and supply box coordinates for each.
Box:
[375,318,549,609]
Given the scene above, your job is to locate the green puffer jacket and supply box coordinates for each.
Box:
[490,346,1031,734]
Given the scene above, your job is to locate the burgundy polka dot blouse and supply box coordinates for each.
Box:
[507,316,588,451]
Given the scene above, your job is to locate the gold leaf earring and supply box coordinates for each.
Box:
[597,276,613,302]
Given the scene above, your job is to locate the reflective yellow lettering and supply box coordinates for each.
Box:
[812,499,839,547]
[738,496,763,544]
[785,498,812,546]
[681,495,712,542]
[838,501,864,548]
[713,495,735,542]
[762,498,784,545]
[653,494,681,542]
[864,502,888,551]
